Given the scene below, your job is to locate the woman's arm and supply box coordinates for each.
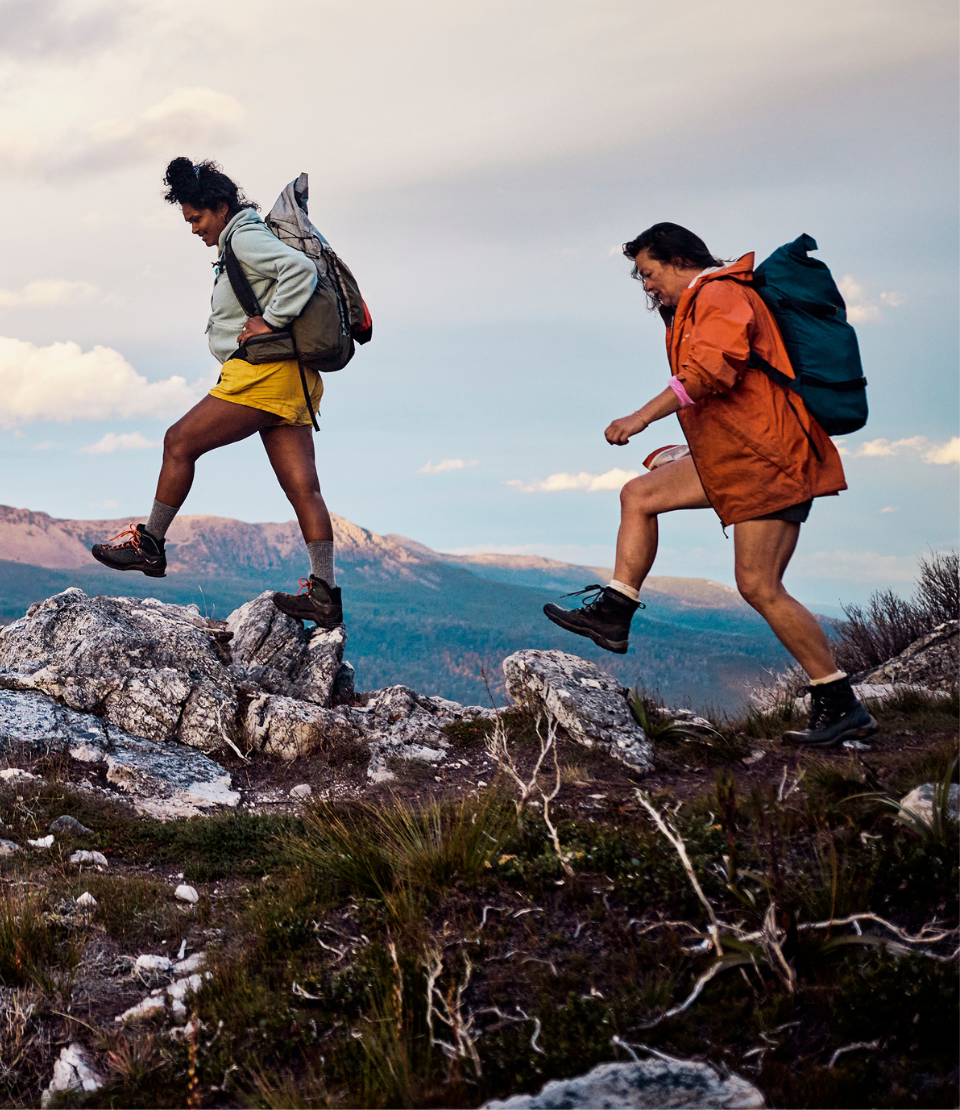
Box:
[604,385,681,445]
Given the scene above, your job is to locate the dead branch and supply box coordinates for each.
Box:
[636,792,722,957]
[635,959,728,1030]
[759,903,796,993]
[828,1039,881,1069]
[422,946,482,1077]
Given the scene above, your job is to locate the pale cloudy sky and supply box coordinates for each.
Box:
[0,0,956,605]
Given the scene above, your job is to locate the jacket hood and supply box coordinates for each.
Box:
[217,207,263,251]
[689,253,755,292]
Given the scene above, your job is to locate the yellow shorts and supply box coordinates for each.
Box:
[209,358,324,427]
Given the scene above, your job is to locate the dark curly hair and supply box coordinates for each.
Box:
[162,157,258,214]
[622,222,725,311]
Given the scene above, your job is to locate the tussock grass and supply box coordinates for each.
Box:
[0,887,82,993]
[291,791,517,922]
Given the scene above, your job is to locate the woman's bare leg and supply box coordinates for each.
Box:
[156,396,280,508]
[612,455,711,589]
[260,424,333,543]
[733,519,837,679]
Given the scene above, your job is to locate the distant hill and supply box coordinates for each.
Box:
[0,504,790,712]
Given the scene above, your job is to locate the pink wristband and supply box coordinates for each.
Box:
[668,377,696,408]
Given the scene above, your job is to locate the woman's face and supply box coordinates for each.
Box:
[633,249,697,308]
[181,202,231,247]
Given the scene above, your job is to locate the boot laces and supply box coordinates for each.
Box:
[103,524,141,550]
[560,584,645,610]
[294,577,312,596]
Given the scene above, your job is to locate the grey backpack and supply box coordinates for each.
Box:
[223,173,371,429]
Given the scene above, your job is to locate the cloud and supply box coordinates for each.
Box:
[79,431,162,455]
[0,88,246,178]
[418,458,478,473]
[837,275,905,324]
[790,549,921,584]
[0,280,98,308]
[880,506,899,513]
[0,0,129,60]
[0,336,204,428]
[836,435,959,464]
[505,467,639,493]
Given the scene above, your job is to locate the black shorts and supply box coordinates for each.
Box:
[754,499,813,524]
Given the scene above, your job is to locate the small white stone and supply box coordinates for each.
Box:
[0,768,39,782]
[135,954,173,973]
[27,834,54,849]
[70,850,109,867]
[174,952,206,975]
[0,839,20,857]
[175,883,199,904]
[76,892,98,908]
[289,783,312,799]
[115,996,166,1024]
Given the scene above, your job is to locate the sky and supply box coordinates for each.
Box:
[0,0,956,607]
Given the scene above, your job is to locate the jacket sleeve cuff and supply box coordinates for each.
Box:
[262,310,287,330]
[668,377,697,408]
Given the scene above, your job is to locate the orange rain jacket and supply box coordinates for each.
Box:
[667,254,847,526]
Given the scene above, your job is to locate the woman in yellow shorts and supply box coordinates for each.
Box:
[92,157,341,628]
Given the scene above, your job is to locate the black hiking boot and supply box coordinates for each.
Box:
[543,584,642,655]
[272,576,344,629]
[782,675,878,748]
[91,524,166,578]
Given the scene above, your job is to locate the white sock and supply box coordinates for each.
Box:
[607,579,640,602]
[809,670,847,686]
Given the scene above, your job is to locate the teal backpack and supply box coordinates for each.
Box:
[748,233,868,436]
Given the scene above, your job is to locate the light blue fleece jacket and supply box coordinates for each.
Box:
[207,208,318,364]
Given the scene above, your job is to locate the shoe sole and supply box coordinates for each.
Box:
[784,715,880,749]
[543,606,629,654]
[91,549,166,578]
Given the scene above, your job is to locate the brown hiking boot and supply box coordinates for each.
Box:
[272,576,343,629]
[91,524,166,578]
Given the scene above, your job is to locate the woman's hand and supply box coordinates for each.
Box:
[237,315,274,345]
[605,411,648,445]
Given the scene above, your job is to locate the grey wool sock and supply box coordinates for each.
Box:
[145,499,178,541]
[307,540,336,588]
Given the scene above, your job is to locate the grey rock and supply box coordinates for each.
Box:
[175,883,199,903]
[0,589,240,753]
[0,839,20,856]
[483,1058,765,1109]
[332,660,356,703]
[226,591,345,706]
[356,685,493,782]
[854,620,958,691]
[50,815,94,835]
[503,650,654,774]
[103,734,239,820]
[0,688,106,756]
[0,686,238,819]
[242,693,364,761]
[70,850,109,867]
[900,782,960,827]
[289,783,312,799]
[41,1043,104,1108]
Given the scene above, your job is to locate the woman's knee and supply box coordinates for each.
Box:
[620,475,656,516]
[736,570,781,612]
[163,423,195,462]
[280,472,322,506]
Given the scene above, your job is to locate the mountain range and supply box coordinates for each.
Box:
[0,504,792,712]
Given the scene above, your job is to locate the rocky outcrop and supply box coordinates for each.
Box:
[503,649,653,774]
[227,592,346,705]
[0,687,238,819]
[0,589,496,795]
[853,621,958,692]
[0,589,240,753]
[483,1057,765,1109]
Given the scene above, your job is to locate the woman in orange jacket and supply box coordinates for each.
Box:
[544,222,877,748]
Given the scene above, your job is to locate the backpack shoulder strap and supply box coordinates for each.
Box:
[221,235,262,317]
